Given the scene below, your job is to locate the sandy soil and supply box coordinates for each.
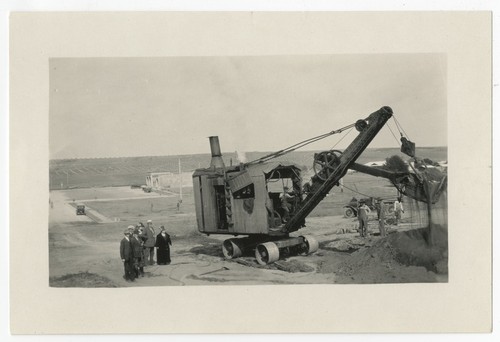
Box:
[49,187,447,287]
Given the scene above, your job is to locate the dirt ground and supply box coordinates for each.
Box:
[49,182,448,287]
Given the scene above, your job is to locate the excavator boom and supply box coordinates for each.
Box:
[284,106,393,232]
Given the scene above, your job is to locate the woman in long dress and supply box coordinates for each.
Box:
[155,226,172,265]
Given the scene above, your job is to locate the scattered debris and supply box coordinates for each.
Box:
[198,266,230,276]
[273,260,315,273]
[234,257,314,273]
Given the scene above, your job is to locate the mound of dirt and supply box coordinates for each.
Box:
[319,228,447,283]
[389,228,447,273]
[50,272,117,287]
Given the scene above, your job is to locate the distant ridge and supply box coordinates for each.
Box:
[49,147,447,190]
[50,146,447,162]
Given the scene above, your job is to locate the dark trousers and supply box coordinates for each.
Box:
[134,257,145,277]
[123,259,135,280]
[359,217,368,237]
[144,247,155,265]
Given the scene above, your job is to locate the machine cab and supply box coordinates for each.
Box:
[192,162,303,236]
[191,136,304,237]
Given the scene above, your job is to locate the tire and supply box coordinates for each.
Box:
[344,207,356,218]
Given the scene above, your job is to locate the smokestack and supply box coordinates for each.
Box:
[209,136,225,169]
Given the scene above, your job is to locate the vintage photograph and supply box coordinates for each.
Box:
[10,10,492,334]
[49,54,448,287]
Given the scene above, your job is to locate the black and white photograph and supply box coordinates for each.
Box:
[7,10,492,335]
[48,55,448,287]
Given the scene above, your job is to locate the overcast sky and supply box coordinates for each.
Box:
[49,55,446,159]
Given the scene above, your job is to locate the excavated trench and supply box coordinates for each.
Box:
[319,184,448,283]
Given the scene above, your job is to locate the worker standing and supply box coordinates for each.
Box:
[394,197,404,226]
[143,219,156,265]
[358,200,371,238]
[120,228,135,282]
[280,186,295,223]
[131,227,146,277]
[376,199,387,237]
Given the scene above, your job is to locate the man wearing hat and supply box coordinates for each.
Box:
[131,227,146,277]
[120,226,136,282]
[143,219,156,265]
[357,200,371,238]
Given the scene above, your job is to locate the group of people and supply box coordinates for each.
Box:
[357,197,405,238]
[119,219,172,282]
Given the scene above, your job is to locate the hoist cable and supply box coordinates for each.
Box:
[246,133,330,165]
[393,115,410,140]
[386,121,402,146]
[330,127,354,150]
[245,114,411,166]
[342,183,383,200]
[245,122,356,165]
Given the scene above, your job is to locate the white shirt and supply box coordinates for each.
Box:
[394,201,404,211]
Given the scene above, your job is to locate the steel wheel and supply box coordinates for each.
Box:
[222,239,243,259]
[255,242,280,265]
[300,235,319,255]
[313,150,343,181]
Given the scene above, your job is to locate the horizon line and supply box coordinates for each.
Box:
[50,145,448,161]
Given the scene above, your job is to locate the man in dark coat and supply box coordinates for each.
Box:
[131,227,146,278]
[120,228,135,282]
[155,226,172,265]
[143,219,156,265]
